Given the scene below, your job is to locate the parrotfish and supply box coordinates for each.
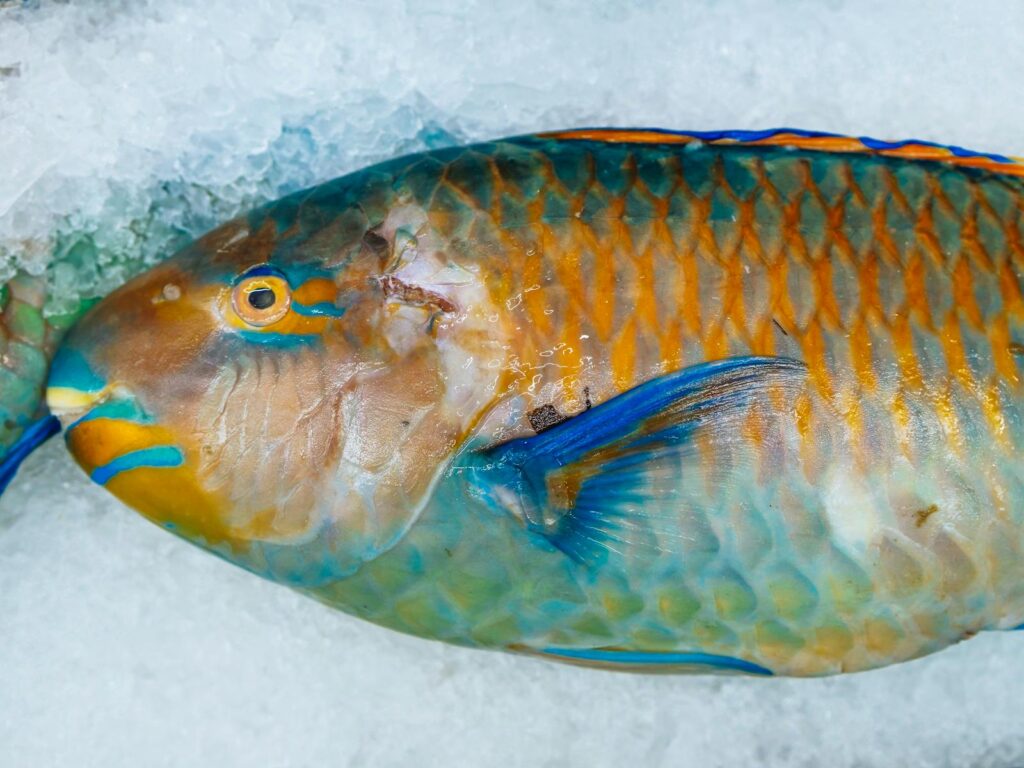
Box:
[26,127,1024,676]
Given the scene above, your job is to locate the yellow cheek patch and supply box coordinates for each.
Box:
[65,417,245,548]
[65,419,179,476]
[105,465,236,545]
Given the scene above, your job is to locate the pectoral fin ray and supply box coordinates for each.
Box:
[481,356,807,566]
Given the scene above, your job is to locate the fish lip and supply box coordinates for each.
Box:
[45,383,146,432]
[49,388,183,487]
[45,385,111,427]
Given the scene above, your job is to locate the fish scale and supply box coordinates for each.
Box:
[32,129,1024,676]
[392,138,1024,446]
[291,133,1024,674]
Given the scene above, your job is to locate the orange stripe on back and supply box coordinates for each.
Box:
[541,128,1024,179]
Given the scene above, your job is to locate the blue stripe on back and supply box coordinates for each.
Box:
[557,127,1015,165]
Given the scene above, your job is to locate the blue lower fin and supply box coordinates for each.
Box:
[533,646,773,676]
[0,415,61,496]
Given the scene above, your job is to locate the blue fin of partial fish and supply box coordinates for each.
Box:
[534,646,773,676]
[0,415,61,496]
[481,356,807,566]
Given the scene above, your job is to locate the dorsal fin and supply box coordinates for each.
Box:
[540,127,1024,178]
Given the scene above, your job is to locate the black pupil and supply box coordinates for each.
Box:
[248,287,276,310]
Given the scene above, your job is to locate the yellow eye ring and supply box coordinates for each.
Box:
[230,271,292,327]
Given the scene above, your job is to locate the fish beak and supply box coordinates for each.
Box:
[46,344,183,488]
[45,347,110,425]
[45,385,109,418]
[43,328,227,545]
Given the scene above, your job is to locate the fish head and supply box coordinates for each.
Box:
[45,208,498,582]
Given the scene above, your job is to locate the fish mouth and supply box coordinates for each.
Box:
[45,384,109,422]
[45,347,108,420]
[45,345,230,544]
[48,388,185,487]
[46,348,184,487]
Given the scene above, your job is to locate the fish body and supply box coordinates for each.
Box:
[42,128,1024,676]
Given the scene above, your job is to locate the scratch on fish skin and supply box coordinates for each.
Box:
[528,403,567,433]
[216,227,250,253]
[914,504,939,528]
[378,274,458,313]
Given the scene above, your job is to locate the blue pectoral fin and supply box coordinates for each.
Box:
[534,646,773,676]
[0,415,61,496]
[481,356,807,566]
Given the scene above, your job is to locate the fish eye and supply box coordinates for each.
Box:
[231,269,291,327]
[247,287,276,310]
